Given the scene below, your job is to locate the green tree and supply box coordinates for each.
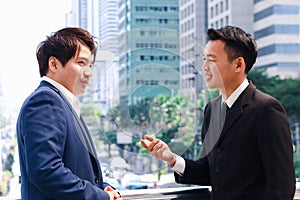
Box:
[248,69,300,123]
[248,68,279,93]
[80,104,102,127]
[294,153,300,177]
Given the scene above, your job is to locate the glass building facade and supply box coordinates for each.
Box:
[179,0,207,103]
[118,0,180,105]
[254,0,300,78]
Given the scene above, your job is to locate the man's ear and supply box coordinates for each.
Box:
[48,56,59,72]
[234,57,245,73]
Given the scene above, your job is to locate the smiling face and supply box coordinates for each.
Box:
[202,40,246,98]
[47,44,93,96]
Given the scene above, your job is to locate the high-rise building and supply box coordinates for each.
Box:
[99,0,119,56]
[118,0,180,105]
[179,0,207,103]
[66,0,100,38]
[206,0,300,78]
[207,0,253,34]
[254,0,300,78]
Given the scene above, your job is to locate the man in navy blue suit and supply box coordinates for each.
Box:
[16,27,122,200]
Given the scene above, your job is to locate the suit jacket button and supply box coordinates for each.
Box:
[94,177,99,184]
[216,166,221,173]
[216,147,221,153]
[213,185,220,192]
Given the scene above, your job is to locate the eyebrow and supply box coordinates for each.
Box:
[77,56,92,63]
[203,53,217,59]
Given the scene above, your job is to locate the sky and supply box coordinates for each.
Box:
[0,0,71,110]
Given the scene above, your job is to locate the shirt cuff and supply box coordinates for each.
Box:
[171,155,185,175]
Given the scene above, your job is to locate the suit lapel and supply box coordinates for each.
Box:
[79,115,98,158]
[38,81,98,158]
[215,82,255,146]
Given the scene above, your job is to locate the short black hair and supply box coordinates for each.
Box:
[207,25,257,73]
[36,27,97,77]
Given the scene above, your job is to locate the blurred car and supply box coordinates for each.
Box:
[101,162,121,189]
[120,172,148,190]
[101,162,114,178]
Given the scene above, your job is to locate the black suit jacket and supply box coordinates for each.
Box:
[175,81,296,200]
[17,81,110,200]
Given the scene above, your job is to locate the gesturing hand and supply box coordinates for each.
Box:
[140,135,177,167]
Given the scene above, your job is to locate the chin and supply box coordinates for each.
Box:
[78,91,86,96]
[205,82,214,89]
[74,90,85,96]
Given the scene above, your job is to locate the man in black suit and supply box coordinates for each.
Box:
[141,25,296,199]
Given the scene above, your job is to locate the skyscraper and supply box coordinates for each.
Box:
[254,0,300,78]
[99,0,119,56]
[207,0,253,34]
[179,0,207,102]
[66,0,100,37]
[118,0,180,105]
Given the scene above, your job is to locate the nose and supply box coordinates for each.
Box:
[202,61,209,72]
[83,66,92,78]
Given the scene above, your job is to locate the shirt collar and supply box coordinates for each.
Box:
[41,76,81,116]
[222,78,249,108]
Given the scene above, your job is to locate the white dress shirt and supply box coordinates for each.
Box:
[42,76,81,117]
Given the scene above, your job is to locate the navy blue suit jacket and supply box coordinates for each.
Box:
[17,81,110,200]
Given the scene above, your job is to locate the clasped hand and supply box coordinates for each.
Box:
[140,135,176,167]
[104,186,122,200]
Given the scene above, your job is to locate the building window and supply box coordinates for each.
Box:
[254,25,300,39]
[254,5,299,22]
[225,15,229,25]
[258,44,300,56]
[191,3,194,14]
[254,6,273,21]
[225,0,229,10]
[149,30,157,36]
[191,18,194,29]
[220,18,224,27]
[170,7,178,11]
[220,1,224,13]
[159,19,168,24]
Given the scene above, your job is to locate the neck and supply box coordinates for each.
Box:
[220,77,246,99]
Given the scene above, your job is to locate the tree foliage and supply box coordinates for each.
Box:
[248,69,300,123]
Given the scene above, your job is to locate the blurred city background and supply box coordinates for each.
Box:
[1,0,300,199]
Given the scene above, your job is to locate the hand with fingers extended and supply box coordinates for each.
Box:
[140,135,177,167]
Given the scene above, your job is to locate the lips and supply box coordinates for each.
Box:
[205,74,213,80]
[81,80,89,87]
